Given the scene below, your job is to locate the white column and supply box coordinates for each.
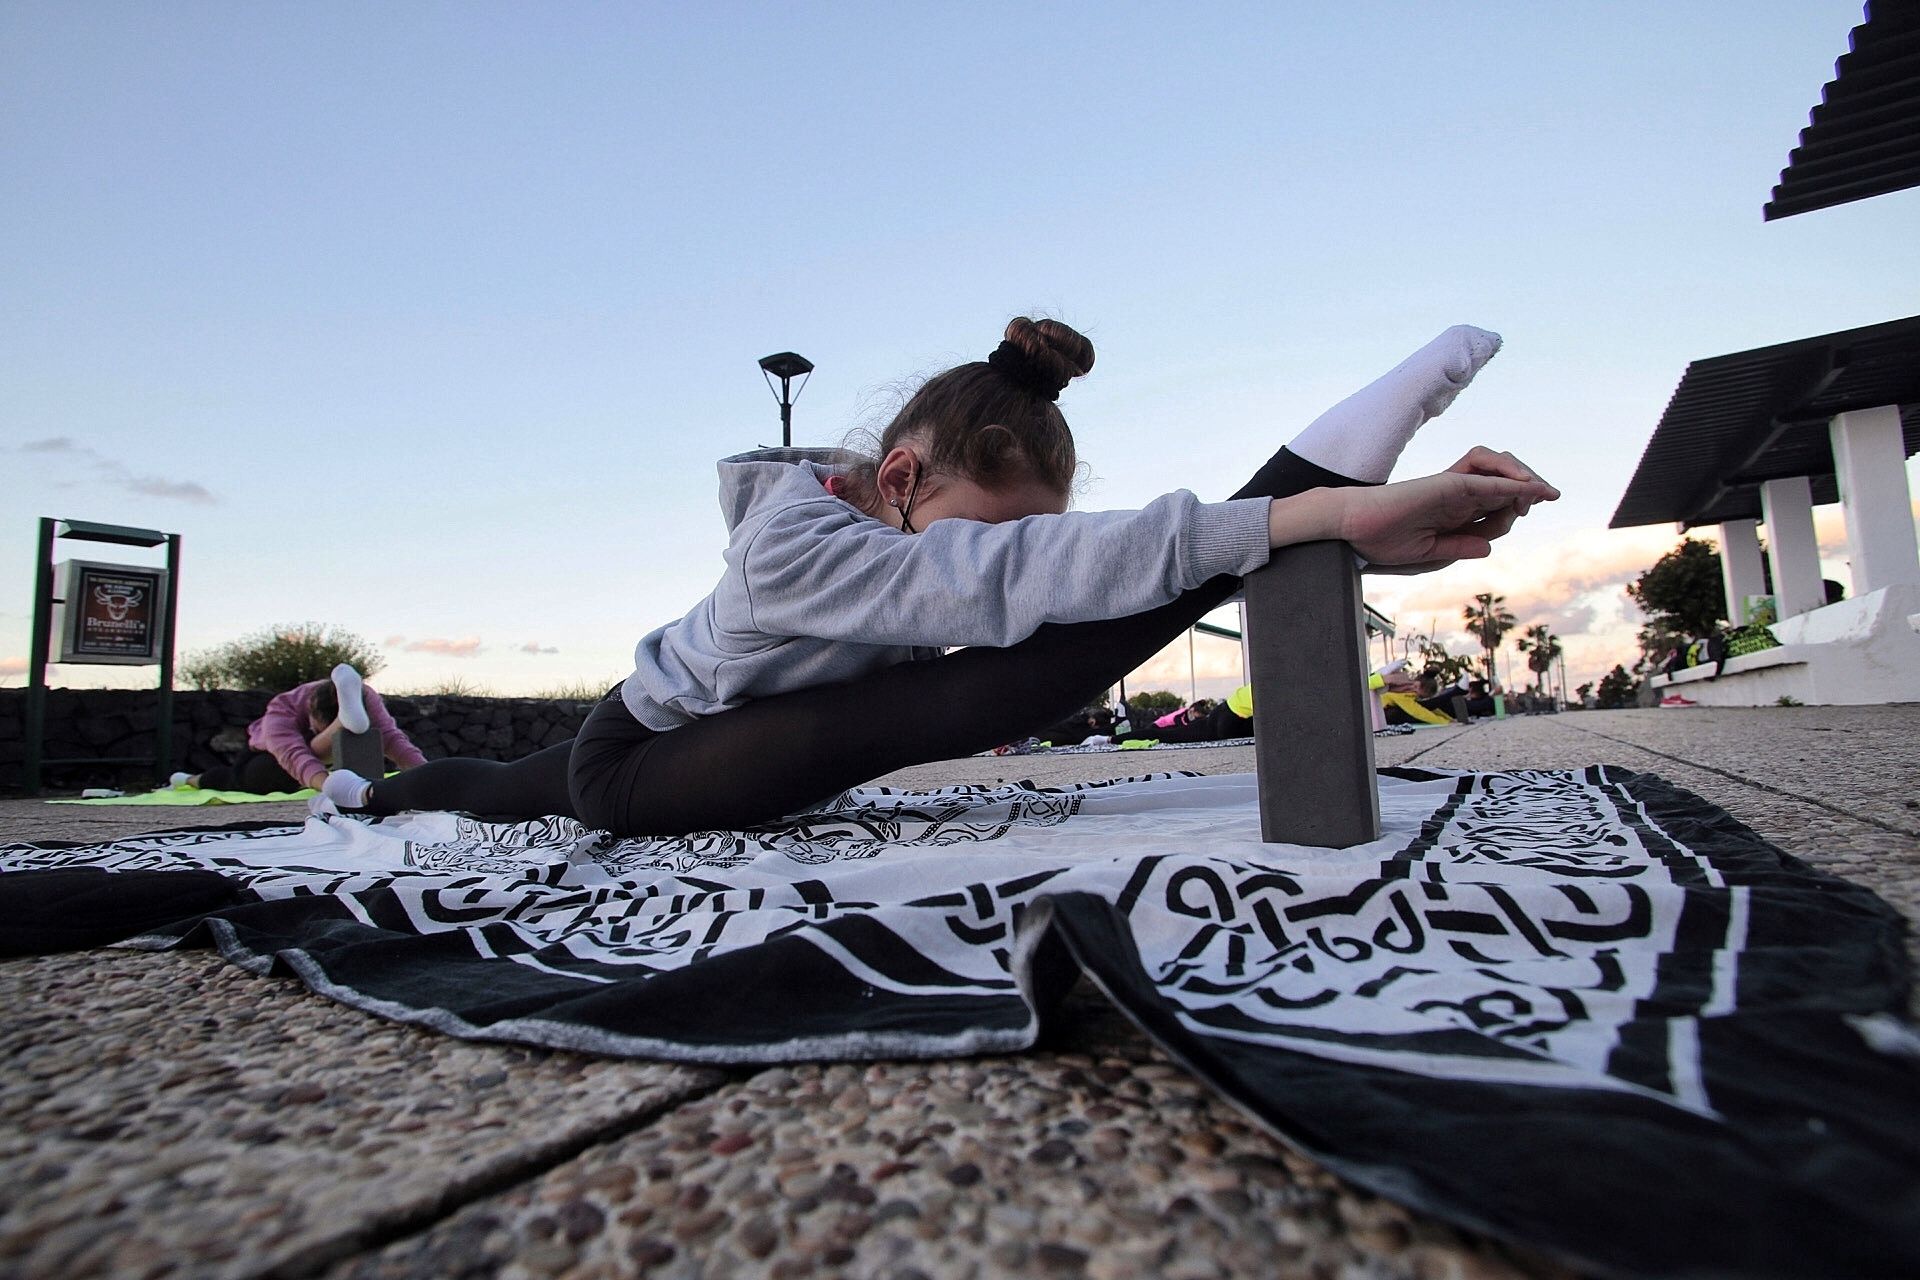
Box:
[1830,405,1920,593]
[1717,518,1767,624]
[1760,476,1826,619]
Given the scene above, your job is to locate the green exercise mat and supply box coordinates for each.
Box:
[49,784,317,806]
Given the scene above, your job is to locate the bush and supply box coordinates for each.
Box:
[1128,689,1186,713]
[1628,539,1727,637]
[181,623,385,691]
[389,674,482,697]
[178,649,231,691]
[530,677,623,701]
[1594,664,1638,710]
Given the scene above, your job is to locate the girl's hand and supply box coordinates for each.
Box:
[1444,446,1557,517]
[1334,467,1558,572]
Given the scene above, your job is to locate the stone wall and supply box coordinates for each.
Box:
[0,688,600,793]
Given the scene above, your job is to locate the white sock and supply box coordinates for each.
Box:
[322,769,373,809]
[1285,325,1503,483]
[332,663,370,734]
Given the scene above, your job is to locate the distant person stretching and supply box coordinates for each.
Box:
[323,318,1555,833]
[184,665,426,794]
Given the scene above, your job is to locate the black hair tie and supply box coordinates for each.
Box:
[986,341,1063,402]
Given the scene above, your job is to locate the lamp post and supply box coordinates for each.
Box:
[758,352,813,448]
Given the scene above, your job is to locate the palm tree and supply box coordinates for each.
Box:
[1514,623,1564,700]
[1463,593,1517,688]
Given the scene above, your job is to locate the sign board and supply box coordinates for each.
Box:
[56,559,169,665]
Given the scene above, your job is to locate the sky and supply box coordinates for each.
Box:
[5,1,1917,703]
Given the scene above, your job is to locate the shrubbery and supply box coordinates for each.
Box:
[181,624,385,691]
[1127,689,1186,713]
[1594,664,1639,710]
[1628,538,1727,643]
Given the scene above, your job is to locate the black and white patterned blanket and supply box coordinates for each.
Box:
[4,766,1916,1278]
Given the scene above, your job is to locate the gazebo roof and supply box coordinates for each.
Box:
[1609,314,1920,530]
[1765,0,1920,220]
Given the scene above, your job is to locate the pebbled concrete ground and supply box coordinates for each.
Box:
[2,706,1913,1279]
[0,950,721,1280]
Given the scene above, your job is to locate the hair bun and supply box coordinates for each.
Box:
[989,317,1095,400]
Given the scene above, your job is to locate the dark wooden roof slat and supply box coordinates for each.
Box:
[1824,36,1920,90]
[1767,171,1920,219]
[1781,115,1920,169]
[1765,1,1920,218]
[1810,68,1920,119]
[1610,315,1920,530]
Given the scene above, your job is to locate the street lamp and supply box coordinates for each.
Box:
[758,351,813,448]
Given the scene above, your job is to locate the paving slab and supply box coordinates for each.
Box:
[326,1004,1569,1280]
[0,797,311,844]
[1550,705,1920,839]
[0,949,723,1280]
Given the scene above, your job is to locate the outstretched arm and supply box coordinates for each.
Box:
[1265,446,1558,574]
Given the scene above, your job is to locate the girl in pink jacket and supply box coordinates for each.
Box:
[187,667,425,794]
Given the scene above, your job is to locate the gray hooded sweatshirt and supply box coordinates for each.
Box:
[621,448,1274,730]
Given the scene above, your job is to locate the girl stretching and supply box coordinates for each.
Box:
[323,318,1555,835]
[187,665,426,795]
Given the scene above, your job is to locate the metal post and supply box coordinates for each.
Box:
[155,532,181,782]
[1238,600,1251,685]
[1244,541,1380,846]
[760,354,812,449]
[24,518,55,796]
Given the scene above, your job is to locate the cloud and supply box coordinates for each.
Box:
[130,477,216,502]
[1384,527,1682,626]
[16,437,216,504]
[403,637,483,657]
[519,642,560,655]
[385,634,408,647]
[1341,522,1725,689]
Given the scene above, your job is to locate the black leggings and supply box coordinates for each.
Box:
[366,739,580,819]
[199,750,305,794]
[367,446,1360,832]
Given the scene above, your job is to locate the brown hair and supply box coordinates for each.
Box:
[842,317,1095,505]
[310,681,339,726]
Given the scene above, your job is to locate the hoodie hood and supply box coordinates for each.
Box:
[715,448,859,532]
